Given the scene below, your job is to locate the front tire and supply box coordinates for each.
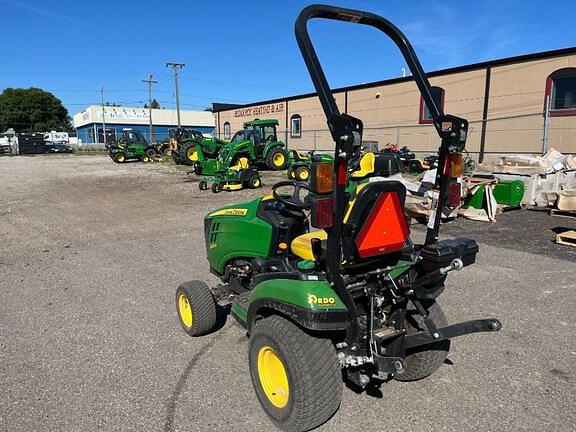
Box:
[249,315,342,432]
[294,166,310,182]
[394,300,450,381]
[248,173,261,189]
[266,148,287,171]
[175,281,217,337]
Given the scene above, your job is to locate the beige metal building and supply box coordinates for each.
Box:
[213,47,576,157]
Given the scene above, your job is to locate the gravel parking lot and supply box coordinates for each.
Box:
[1,155,575,431]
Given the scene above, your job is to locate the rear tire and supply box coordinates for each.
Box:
[211,182,222,193]
[249,315,342,432]
[175,281,217,337]
[394,300,450,381]
[179,142,198,166]
[113,152,126,163]
[266,148,287,171]
[146,148,157,158]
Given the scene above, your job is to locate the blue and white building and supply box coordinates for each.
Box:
[73,105,215,145]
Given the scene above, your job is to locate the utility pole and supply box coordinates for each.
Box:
[142,74,158,143]
[166,62,185,128]
[100,86,106,147]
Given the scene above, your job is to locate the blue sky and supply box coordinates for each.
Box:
[1,0,574,116]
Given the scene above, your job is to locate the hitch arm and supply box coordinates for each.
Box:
[405,318,502,349]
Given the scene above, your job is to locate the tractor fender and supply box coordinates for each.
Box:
[262,142,286,159]
[246,278,348,332]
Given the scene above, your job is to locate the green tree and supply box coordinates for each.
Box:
[144,99,161,109]
[0,87,71,132]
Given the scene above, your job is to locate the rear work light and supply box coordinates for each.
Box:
[310,197,333,228]
[355,192,409,258]
[446,153,463,178]
[310,162,334,195]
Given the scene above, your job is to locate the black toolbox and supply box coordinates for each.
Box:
[420,237,479,271]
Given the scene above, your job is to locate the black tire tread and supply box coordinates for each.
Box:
[395,301,450,381]
[176,280,216,336]
[250,315,341,432]
[178,142,197,166]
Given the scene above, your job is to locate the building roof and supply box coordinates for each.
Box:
[73,105,215,128]
[212,46,576,112]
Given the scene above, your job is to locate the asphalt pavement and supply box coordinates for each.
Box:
[1,155,575,431]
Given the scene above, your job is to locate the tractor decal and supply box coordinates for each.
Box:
[307,294,337,307]
[209,208,248,217]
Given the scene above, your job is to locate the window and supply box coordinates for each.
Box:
[230,130,245,143]
[419,87,445,124]
[546,68,576,116]
[262,125,277,143]
[223,122,231,140]
[290,114,302,138]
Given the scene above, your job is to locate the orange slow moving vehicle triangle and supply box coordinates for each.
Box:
[355,192,409,258]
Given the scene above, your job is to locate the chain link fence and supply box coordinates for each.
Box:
[279,111,576,157]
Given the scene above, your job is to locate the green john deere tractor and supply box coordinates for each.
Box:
[108,129,160,163]
[168,128,228,166]
[193,119,288,176]
[287,149,334,181]
[175,5,502,432]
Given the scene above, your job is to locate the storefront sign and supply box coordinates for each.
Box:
[234,102,284,118]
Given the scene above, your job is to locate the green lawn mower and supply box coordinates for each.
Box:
[286,150,334,181]
[198,157,263,193]
[175,5,502,432]
[108,129,160,163]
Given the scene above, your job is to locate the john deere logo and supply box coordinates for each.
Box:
[209,208,248,217]
[307,294,336,306]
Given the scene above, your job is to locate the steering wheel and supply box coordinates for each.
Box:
[272,181,312,210]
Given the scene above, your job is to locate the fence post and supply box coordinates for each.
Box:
[395,126,400,147]
[542,95,550,155]
[313,130,317,151]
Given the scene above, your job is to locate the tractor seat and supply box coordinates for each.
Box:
[291,150,309,162]
[291,230,327,261]
[351,152,375,178]
[230,157,249,171]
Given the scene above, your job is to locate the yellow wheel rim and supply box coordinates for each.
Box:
[187,148,198,161]
[273,153,285,167]
[143,156,149,162]
[257,346,289,408]
[253,178,261,187]
[299,169,309,180]
[118,154,125,162]
[178,294,193,328]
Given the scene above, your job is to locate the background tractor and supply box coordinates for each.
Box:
[108,129,160,163]
[167,128,228,166]
[286,150,334,181]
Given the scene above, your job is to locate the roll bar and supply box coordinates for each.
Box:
[295,4,442,122]
[295,5,469,344]
[295,4,469,246]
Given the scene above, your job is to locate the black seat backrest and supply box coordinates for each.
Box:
[374,152,403,176]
